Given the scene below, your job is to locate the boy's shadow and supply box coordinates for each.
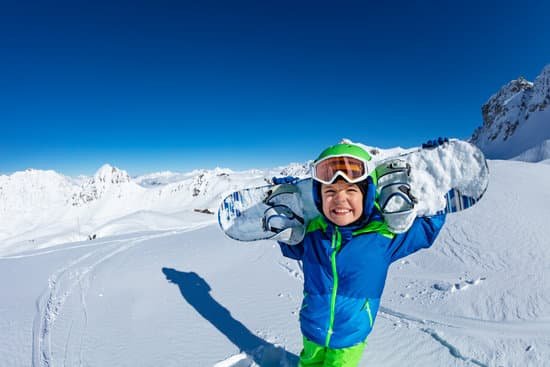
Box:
[162,267,299,366]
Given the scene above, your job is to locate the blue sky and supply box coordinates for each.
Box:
[1,0,549,176]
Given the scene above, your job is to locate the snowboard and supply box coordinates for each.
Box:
[218,139,489,242]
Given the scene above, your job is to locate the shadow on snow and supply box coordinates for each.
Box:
[162,267,299,366]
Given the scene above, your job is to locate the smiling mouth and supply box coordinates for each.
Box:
[331,208,352,215]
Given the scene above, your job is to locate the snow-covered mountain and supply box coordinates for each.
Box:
[470,64,550,161]
[0,163,311,255]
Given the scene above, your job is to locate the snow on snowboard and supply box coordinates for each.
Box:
[218,139,489,243]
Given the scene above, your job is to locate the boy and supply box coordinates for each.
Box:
[278,142,446,366]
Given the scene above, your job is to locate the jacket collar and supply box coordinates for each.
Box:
[324,220,364,244]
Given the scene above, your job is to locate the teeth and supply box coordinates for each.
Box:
[333,209,351,214]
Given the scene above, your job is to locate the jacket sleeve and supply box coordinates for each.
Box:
[386,213,446,263]
[278,241,305,260]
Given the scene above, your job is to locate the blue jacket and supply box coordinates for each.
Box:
[279,213,445,349]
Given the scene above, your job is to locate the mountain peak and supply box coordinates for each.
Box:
[93,164,131,184]
[470,64,550,160]
[70,164,132,206]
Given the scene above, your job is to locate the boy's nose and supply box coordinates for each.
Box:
[334,190,347,202]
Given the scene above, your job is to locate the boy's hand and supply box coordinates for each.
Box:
[263,177,305,245]
[376,159,417,233]
[272,176,300,185]
[262,205,305,245]
[422,137,449,149]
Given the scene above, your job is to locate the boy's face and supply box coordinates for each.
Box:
[321,180,363,226]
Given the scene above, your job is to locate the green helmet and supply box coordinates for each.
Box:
[315,143,372,163]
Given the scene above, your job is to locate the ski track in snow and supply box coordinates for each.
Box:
[379,306,550,367]
[379,306,550,339]
[420,328,488,367]
[439,224,485,268]
[29,226,206,367]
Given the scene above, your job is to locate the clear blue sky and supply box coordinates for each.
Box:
[1,0,549,176]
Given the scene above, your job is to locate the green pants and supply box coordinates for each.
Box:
[299,337,367,367]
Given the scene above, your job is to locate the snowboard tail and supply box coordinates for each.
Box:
[218,179,318,242]
[442,188,483,214]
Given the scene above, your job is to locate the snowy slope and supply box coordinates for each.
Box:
[511,139,550,162]
[1,159,549,367]
[470,64,550,161]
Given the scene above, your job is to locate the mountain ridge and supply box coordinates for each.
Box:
[470,64,550,160]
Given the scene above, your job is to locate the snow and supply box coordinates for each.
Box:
[512,139,550,162]
[1,157,549,366]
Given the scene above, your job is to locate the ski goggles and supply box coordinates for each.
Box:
[312,155,372,184]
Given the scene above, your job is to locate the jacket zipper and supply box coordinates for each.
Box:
[325,227,341,347]
[301,291,308,311]
[364,299,373,328]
